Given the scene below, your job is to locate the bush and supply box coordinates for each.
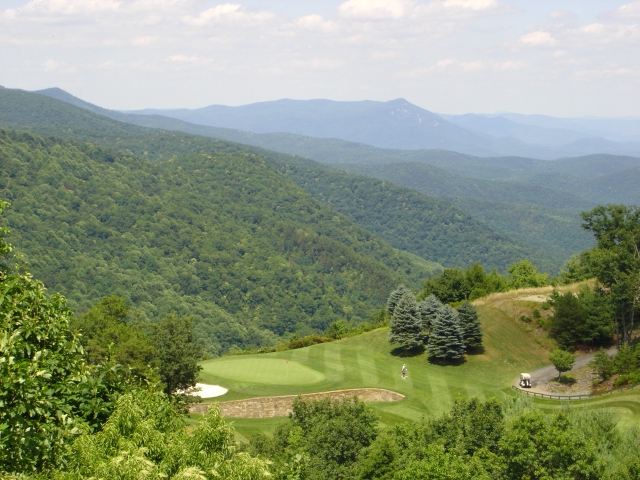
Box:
[288,334,331,350]
[614,372,640,388]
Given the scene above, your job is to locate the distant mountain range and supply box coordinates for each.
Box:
[5,85,640,273]
[120,96,640,159]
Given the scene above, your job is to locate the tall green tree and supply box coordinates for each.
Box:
[388,293,423,351]
[152,314,203,394]
[420,268,470,304]
[428,305,465,360]
[72,296,158,382]
[548,288,613,350]
[506,260,549,289]
[0,201,123,475]
[387,285,411,318]
[548,349,575,380]
[417,295,442,340]
[457,301,483,350]
[581,204,640,345]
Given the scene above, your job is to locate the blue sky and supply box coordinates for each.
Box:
[1,0,638,116]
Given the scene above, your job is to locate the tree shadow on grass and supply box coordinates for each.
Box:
[465,346,486,356]
[427,356,467,367]
[557,374,577,386]
[390,346,425,357]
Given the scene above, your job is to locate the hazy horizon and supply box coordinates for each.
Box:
[1,0,638,117]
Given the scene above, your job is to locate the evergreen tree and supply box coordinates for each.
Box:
[428,305,465,360]
[387,285,411,318]
[417,295,442,340]
[457,301,483,350]
[388,293,422,351]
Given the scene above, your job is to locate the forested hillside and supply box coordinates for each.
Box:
[0,87,560,271]
[335,162,596,263]
[0,129,433,355]
[336,162,593,210]
[271,159,559,272]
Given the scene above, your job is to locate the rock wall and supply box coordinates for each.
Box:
[189,388,405,418]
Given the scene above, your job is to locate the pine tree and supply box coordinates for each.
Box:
[428,305,465,360]
[417,295,442,338]
[388,292,422,351]
[387,285,411,318]
[457,301,483,350]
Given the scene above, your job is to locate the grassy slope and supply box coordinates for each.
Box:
[199,299,551,435]
[201,284,640,438]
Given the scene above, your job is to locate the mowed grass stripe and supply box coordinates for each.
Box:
[199,287,640,437]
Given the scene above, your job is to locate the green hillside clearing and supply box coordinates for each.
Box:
[198,296,551,435]
[200,284,640,438]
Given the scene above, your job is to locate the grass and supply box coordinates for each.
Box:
[201,357,326,386]
[197,293,552,437]
[197,283,640,438]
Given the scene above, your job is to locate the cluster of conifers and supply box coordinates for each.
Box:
[387,285,482,360]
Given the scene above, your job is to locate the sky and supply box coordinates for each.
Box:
[0,0,638,116]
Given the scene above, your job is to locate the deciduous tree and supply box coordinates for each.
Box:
[152,314,203,394]
[548,349,575,380]
[507,260,548,289]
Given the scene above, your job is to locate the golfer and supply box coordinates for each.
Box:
[401,364,407,379]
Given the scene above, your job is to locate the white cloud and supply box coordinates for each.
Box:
[21,0,121,15]
[0,0,637,115]
[609,1,640,19]
[42,59,76,73]
[442,0,498,11]
[294,58,343,70]
[570,23,639,44]
[520,31,556,46]
[548,10,573,20]
[131,36,158,46]
[296,14,336,31]
[337,0,414,20]
[431,59,485,71]
[185,3,274,26]
[498,60,525,70]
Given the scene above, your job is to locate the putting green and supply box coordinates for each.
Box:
[200,357,325,385]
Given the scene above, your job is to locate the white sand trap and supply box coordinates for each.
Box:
[184,383,228,398]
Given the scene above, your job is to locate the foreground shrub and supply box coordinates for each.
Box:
[44,390,270,480]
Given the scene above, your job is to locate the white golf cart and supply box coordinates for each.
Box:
[519,373,531,388]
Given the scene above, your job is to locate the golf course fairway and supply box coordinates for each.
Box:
[199,296,556,435]
[197,285,640,438]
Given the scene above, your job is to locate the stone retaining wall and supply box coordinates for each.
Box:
[189,388,405,418]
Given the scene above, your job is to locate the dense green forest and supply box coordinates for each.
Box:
[334,161,596,264]
[0,88,561,271]
[1,129,434,354]
[336,162,592,210]
[272,159,558,271]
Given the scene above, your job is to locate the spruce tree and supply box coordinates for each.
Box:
[387,285,411,318]
[388,292,422,351]
[417,295,442,339]
[457,301,483,350]
[428,305,465,360]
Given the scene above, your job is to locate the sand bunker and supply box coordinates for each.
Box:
[185,383,228,398]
